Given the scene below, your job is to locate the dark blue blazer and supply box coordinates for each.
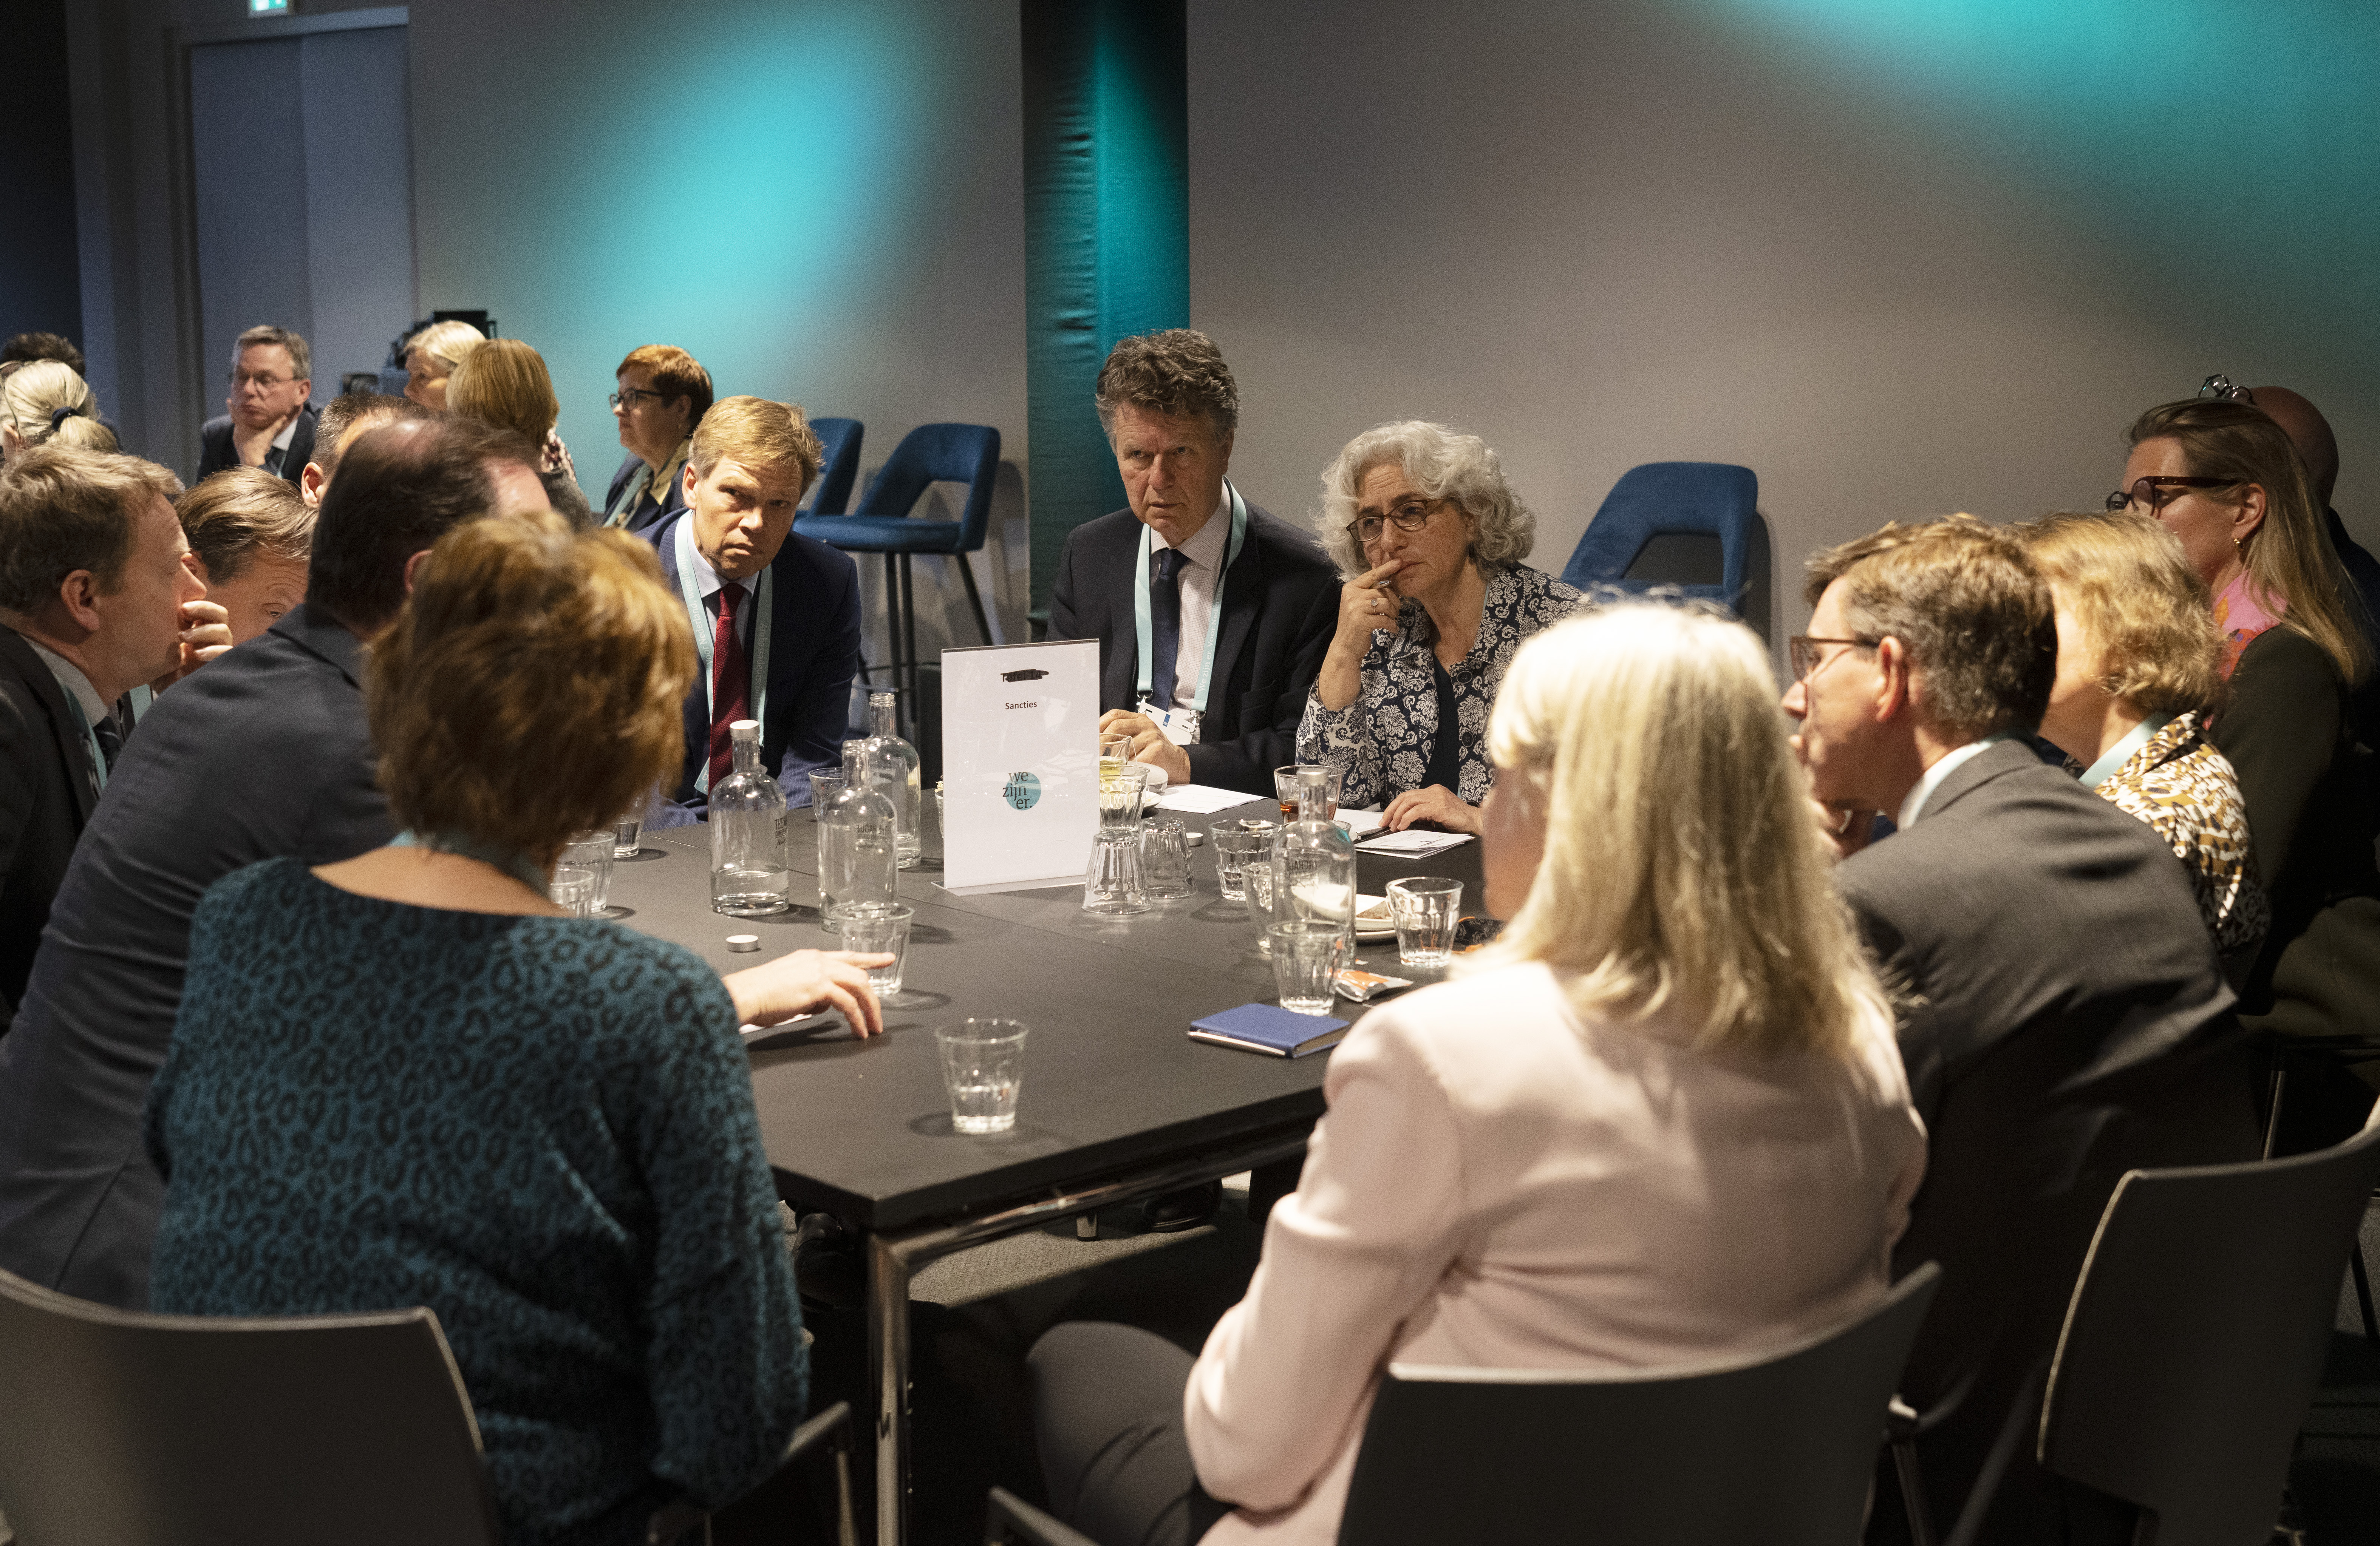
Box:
[195,405,317,486]
[645,513,862,812]
[606,449,690,535]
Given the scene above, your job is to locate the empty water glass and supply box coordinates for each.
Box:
[612,817,642,859]
[549,869,596,918]
[935,1019,1029,1134]
[839,902,914,996]
[1268,921,1341,1014]
[560,831,615,913]
[808,769,847,815]
[1387,876,1463,967]
[1212,826,1267,901]
[1141,818,1192,900]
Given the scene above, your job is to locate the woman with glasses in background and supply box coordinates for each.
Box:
[602,344,713,534]
[2116,397,2380,1141]
[1297,420,1580,833]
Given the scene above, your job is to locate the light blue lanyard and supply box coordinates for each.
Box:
[390,829,550,893]
[2080,714,2172,790]
[673,517,772,794]
[1133,480,1248,712]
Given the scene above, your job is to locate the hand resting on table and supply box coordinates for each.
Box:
[726,949,893,1038]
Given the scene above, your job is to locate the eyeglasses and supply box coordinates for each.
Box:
[227,371,295,390]
[608,386,663,409]
[1787,635,1877,684]
[1346,498,1440,546]
[2105,476,2238,513]
[2198,374,2255,404]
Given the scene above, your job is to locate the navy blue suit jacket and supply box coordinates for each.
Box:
[195,405,317,486]
[606,450,690,535]
[645,513,862,813]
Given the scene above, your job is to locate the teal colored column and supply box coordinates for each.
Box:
[1020,0,1189,620]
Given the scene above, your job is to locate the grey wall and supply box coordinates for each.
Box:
[1185,0,2380,645]
[2,1,83,346]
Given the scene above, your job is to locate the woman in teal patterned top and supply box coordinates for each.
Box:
[143,513,889,1545]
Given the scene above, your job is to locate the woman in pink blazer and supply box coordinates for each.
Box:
[1027,604,1928,1546]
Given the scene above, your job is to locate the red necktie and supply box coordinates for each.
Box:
[706,584,751,790]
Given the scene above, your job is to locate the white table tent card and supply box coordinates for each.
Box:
[939,638,1101,895]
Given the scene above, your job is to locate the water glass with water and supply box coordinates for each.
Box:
[935,1019,1029,1134]
[549,869,597,918]
[1387,876,1463,966]
[1212,825,1267,900]
[1141,818,1192,900]
[808,770,847,814]
[560,831,616,913]
[612,817,642,859]
[1268,921,1341,1014]
[838,902,913,996]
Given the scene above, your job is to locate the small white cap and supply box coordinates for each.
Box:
[730,719,759,741]
[725,934,761,952]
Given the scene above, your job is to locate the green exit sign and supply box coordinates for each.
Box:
[249,0,291,14]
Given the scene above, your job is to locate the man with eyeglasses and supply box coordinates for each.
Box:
[195,326,315,487]
[1048,329,1338,797]
[1783,516,2255,1546]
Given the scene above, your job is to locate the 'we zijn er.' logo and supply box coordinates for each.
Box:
[1002,772,1042,811]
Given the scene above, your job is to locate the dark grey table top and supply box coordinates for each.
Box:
[616,800,1482,1232]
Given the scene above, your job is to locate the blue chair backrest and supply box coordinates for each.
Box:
[805,418,863,514]
[851,423,1002,550]
[1560,461,1760,615]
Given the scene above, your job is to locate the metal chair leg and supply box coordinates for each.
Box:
[898,554,920,734]
[2353,1238,2379,1344]
[1888,1398,1938,1546]
[955,550,995,645]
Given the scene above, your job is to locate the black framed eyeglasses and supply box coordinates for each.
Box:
[1787,635,1877,684]
[227,371,294,390]
[608,386,663,409]
[2198,373,2256,404]
[2105,476,2238,513]
[1346,498,1440,546]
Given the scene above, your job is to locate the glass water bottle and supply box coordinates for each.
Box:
[819,738,898,931]
[1276,777,1357,952]
[710,719,791,917]
[866,691,923,869]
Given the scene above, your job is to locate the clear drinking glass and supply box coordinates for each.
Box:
[560,831,615,913]
[838,902,914,996]
[1293,765,1344,825]
[549,869,596,918]
[1212,826,1265,901]
[1387,876,1463,966]
[1244,859,1278,954]
[611,817,642,859]
[1272,764,1305,825]
[935,1019,1029,1134]
[1269,921,1341,1014]
[808,770,847,814]
[710,720,792,917]
[865,692,924,869]
[1140,818,1192,900]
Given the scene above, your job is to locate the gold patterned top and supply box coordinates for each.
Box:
[2089,711,2269,957]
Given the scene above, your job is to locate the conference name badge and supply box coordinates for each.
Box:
[1136,698,1202,746]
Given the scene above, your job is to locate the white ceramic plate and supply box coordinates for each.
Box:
[1353,893,1395,940]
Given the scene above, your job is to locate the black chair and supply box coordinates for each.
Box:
[0,1264,503,1546]
[2261,1032,2380,1344]
[805,417,864,516]
[984,1487,1100,1546]
[1899,1110,2380,1546]
[987,1264,1939,1546]
[648,1401,858,1546]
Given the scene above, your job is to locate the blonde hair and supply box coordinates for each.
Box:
[367,514,695,867]
[178,466,314,585]
[404,320,486,373]
[2016,511,2222,716]
[1480,605,1887,1059]
[446,338,560,446]
[1315,420,1534,577]
[1,361,116,454]
[688,395,821,498]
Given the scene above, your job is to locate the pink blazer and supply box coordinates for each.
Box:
[1184,961,1927,1545]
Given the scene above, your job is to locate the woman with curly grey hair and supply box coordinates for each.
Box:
[1297,420,1580,831]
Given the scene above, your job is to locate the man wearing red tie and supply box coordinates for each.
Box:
[644,397,862,817]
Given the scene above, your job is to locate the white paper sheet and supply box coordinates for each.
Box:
[1336,808,1388,839]
[1154,782,1268,815]
[940,639,1102,893]
[1355,828,1475,859]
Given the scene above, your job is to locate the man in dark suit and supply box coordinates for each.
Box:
[194,325,317,485]
[1783,517,2259,1546]
[642,395,861,815]
[0,417,547,1308]
[0,447,220,1019]
[1049,330,1338,798]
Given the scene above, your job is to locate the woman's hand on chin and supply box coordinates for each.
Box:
[1383,785,1481,834]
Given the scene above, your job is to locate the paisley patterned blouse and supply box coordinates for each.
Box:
[2091,711,2270,957]
[1297,564,1582,810]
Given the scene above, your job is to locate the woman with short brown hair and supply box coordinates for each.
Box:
[145,513,886,1543]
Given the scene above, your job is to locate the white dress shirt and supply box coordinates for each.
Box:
[1149,485,1232,708]
[1896,735,2009,830]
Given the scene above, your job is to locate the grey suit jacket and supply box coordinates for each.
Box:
[1843,739,2258,1545]
[0,606,395,1308]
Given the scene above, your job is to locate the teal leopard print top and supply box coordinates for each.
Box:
[145,859,806,1544]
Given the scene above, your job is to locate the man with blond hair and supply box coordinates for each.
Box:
[643,394,861,815]
[1783,516,2255,1546]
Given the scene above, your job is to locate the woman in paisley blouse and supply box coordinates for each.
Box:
[144,513,888,1545]
[2016,511,2267,963]
[2116,399,2380,1140]
[1297,420,1580,832]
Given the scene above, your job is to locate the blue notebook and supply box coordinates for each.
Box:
[1189,1002,1350,1058]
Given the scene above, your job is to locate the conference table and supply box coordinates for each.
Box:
[609,792,1486,1546]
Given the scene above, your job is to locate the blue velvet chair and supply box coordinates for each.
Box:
[803,417,863,515]
[796,422,1000,720]
[1559,462,1767,626]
